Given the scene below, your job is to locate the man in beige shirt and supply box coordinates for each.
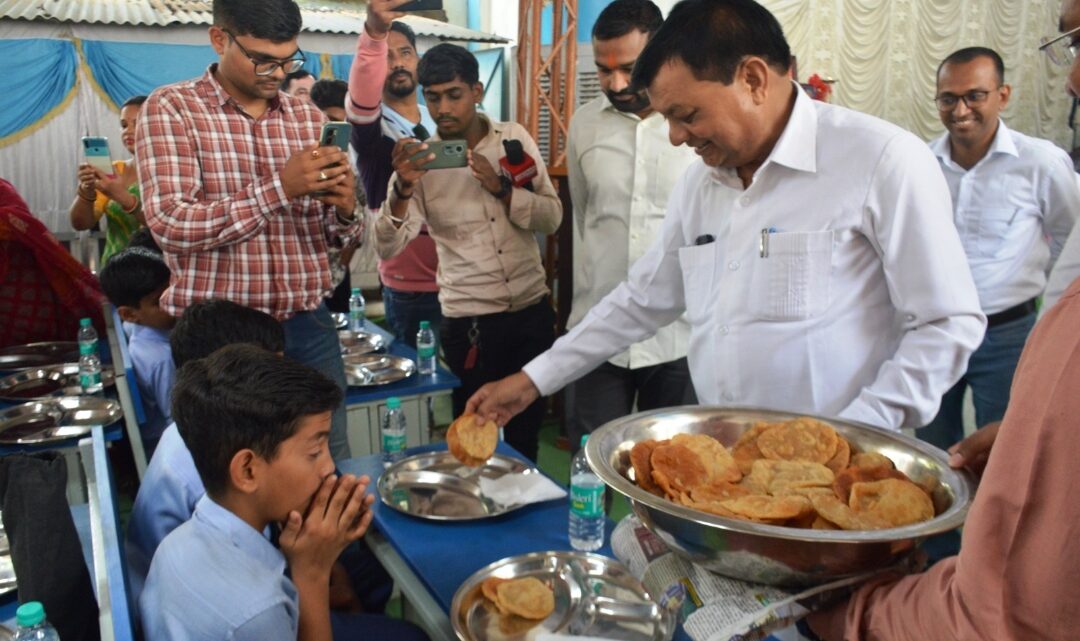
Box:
[377,43,562,461]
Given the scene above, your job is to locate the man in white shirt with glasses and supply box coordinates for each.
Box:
[564,0,698,450]
[920,47,1080,452]
[467,0,985,437]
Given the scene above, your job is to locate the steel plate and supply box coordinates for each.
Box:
[378,451,539,521]
[345,354,416,386]
[0,364,115,401]
[0,342,80,370]
[338,330,386,356]
[452,551,674,641]
[0,397,123,444]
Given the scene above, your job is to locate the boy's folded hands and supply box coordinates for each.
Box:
[279,474,375,583]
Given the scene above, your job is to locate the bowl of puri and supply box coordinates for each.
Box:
[585,407,976,587]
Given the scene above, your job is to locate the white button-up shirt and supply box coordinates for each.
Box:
[1045,220,1080,312]
[566,95,696,369]
[930,121,1079,314]
[524,87,986,431]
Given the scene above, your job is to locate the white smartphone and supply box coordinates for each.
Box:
[81,136,114,176]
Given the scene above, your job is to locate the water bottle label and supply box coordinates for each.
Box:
[570,484,604,518]
[79,341,96,355]
[80,372,101,388]
[418,345,435,359]
[383,432,406,453]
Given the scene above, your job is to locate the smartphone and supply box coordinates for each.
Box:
[81,136,114,176]
[398,0,444,10]
[320,121,352,154]
[409,140,468,170]
[316,122,352,195]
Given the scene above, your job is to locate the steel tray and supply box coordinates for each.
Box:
[451,551,674,641]
[344,354,416,386]
[0,342,80,370]
[378,451,538,521]
[338,330,387,356]
[0,363,115,401]
[0,396,123,445]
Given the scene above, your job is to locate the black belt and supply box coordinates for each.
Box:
[987,298,1037,328]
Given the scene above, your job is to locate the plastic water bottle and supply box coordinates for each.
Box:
[416,321,436,375]
[77,317,103,396]
[569,435,605,551]
[348,287,366,332]
[381,397,407,465]
[14,601,60,641]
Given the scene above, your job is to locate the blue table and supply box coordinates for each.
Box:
[340,442,691,641]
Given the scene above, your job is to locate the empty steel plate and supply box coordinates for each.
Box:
[344,354,416,386]
[0,342,80,370]
[0,396,123,445]
[0,363,115,401]
[338,330,387,356]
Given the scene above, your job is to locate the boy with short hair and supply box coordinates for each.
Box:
[125,299,285,597]
[141,344,367,640]
[98,246,175,451]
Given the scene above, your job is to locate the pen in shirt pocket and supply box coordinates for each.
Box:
[759,227,779,258]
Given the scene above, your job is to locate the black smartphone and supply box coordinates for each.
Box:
[398,0,444,10]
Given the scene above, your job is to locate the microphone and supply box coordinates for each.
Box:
[499,139,538,190]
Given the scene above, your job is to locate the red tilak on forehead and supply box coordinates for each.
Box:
[605,52,619,71]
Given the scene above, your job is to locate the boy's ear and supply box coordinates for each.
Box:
[116,305,140,324]
[229,449,261,495]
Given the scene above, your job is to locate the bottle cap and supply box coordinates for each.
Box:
[419,320,430,329]
[351,288,361,295]
[16,601,45,627]
[79,317,92,327]
[387,397,401,410]
[580,434,589,448]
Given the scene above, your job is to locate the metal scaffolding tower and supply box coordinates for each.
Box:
[515,0,578,171]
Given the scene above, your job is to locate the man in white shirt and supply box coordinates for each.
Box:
[466,0,985,435]
[920,48,1079,451]
[1044,218,1080,313]
[564,0,698,449]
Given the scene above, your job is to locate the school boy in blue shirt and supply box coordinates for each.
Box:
[141,345,426,640]
[125,299,285,601]
[99,247,177,453]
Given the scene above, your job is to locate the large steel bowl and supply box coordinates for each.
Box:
[585,406,976,587]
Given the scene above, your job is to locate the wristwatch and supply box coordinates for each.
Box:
[493,175,513,200]
[336,201,362,226]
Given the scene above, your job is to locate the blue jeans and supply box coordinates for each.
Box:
[918,311,1037,450]
[382,286,441,349]
[282,304,351,461]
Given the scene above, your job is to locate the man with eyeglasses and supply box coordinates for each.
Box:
[137,0,361,462]
[801,13,1080,641]
[345,0,441,349]
[919,47,1079,458]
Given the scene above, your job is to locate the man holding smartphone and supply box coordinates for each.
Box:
[136,0,361,461]
[346,0,442,349]
[377,43,562,462]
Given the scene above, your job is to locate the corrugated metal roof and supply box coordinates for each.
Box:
[0,0,509,42]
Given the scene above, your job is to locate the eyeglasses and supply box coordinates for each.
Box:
[934,90,996,111]
[223,29,305,77]
[1040,25,1080,66]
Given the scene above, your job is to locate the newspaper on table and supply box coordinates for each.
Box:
[610,515,888,641]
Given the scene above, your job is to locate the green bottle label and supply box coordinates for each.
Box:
[383,432,405,453]
[570,484,604,518]
[417,345,435,359]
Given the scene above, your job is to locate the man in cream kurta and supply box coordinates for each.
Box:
[564,0,698,449]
